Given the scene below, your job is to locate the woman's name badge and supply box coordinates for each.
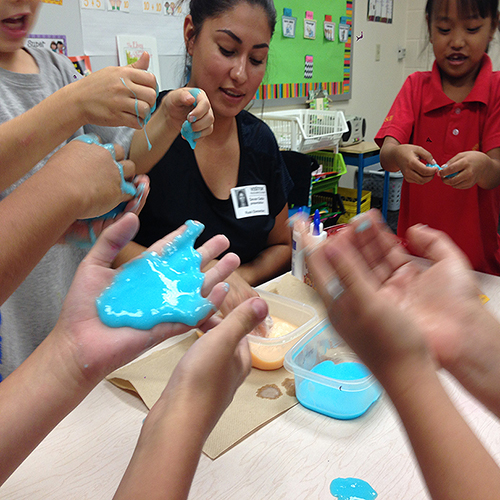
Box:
[231,185,269,219]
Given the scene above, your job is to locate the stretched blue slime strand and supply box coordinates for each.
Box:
[96,220,215,329]
[120,76,158,151]
[181,88,202,149]
[330,477,377,499]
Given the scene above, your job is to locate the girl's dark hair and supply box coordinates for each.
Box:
[425,0,499,26]
[189,0,277,39]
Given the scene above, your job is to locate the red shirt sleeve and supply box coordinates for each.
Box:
[374,74,418,148]
[482,72,500,153]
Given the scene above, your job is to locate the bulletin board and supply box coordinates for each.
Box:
[255,0,352,100]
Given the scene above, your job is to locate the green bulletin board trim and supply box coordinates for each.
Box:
[255,0,352,100]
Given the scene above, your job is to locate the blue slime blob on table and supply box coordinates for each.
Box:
[96,220,215,329]
[181,88,202,149]
[330,477,377,499]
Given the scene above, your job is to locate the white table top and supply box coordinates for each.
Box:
[3,270,500,499]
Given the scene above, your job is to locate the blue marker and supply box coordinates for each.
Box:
[312,209,321,236]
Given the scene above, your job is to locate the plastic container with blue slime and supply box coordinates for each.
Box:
[284,319,382,419]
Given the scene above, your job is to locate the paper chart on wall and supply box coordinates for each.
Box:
[80,1,188,57]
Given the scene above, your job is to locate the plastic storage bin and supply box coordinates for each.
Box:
[337,187,371,224]
[284,320,382,419]
[308,152,347,223]
[260,109,348,153]
[248,290,319,370]
[360,166,403,211]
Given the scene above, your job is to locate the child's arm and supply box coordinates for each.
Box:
[439,148,500,189]
[113,297,267,500]
[128,88,214,175]
[307,210,500,500]
[0,53,157,192]
[380,136,436,184]
[0,140,138,305]
[0,213,242,486]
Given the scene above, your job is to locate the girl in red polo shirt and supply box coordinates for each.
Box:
[376,0,500,275]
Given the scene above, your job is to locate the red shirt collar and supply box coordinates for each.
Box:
[423,53,491,113]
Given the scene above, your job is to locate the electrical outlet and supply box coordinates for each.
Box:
[398,46,406,60]
[375,44,381,61]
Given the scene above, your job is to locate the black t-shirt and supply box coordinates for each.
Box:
[135,96,293,264]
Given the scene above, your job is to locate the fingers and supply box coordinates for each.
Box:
[84,213,140,268]
[113,143,125,162]
[202,253,240,295]
[208,297,269,350]
[415,145,434,164]
[406,224,471,268]
[196,234,230,266]
[122,175,150,215]
[347,210,412,284]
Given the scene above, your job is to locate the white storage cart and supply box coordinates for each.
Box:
[260,109,348,153]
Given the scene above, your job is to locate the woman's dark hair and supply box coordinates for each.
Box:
[183,0,276,84]
[425,0,499,28]
[189,0,277,39]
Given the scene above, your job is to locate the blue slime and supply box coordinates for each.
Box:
[74,133,137,197]
[120,76,159,151]
[96,220,215,329]
[426,162,458,179]
[330,477,377,499]
[298,360,381,419]
[181,88,202,149]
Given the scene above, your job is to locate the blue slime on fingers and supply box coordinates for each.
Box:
[120,76,159,151]
[96,220,215,329]
[330,477,377,499]
[74,133,137,197]
[426,162,458,179]
[181,88,202,149]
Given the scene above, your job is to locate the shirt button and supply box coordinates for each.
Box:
[455,108,461,114]
[452,128,459,136]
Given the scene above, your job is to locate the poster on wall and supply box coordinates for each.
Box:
[367,0,393,23]
[116,35,162,87]
[26,34,67,55]
[80,1,188,57]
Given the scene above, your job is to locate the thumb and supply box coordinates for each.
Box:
[84,213,140,269]
[130,51,150,71]
[212,297,268,349]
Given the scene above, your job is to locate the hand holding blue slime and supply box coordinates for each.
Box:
[426,162,458,179]
[181,88,202,150]
[96,220,215,329]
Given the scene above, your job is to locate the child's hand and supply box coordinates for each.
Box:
[148,296,267,435]
[158,87,214,143]
[218,270,259,317]
[439,151,488,189]
[59,175,150,247]
[73,52,158,129]
[393,144,436,184]
[306,209,482,383]
[51,213,241,385]
[46,139,139,220]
